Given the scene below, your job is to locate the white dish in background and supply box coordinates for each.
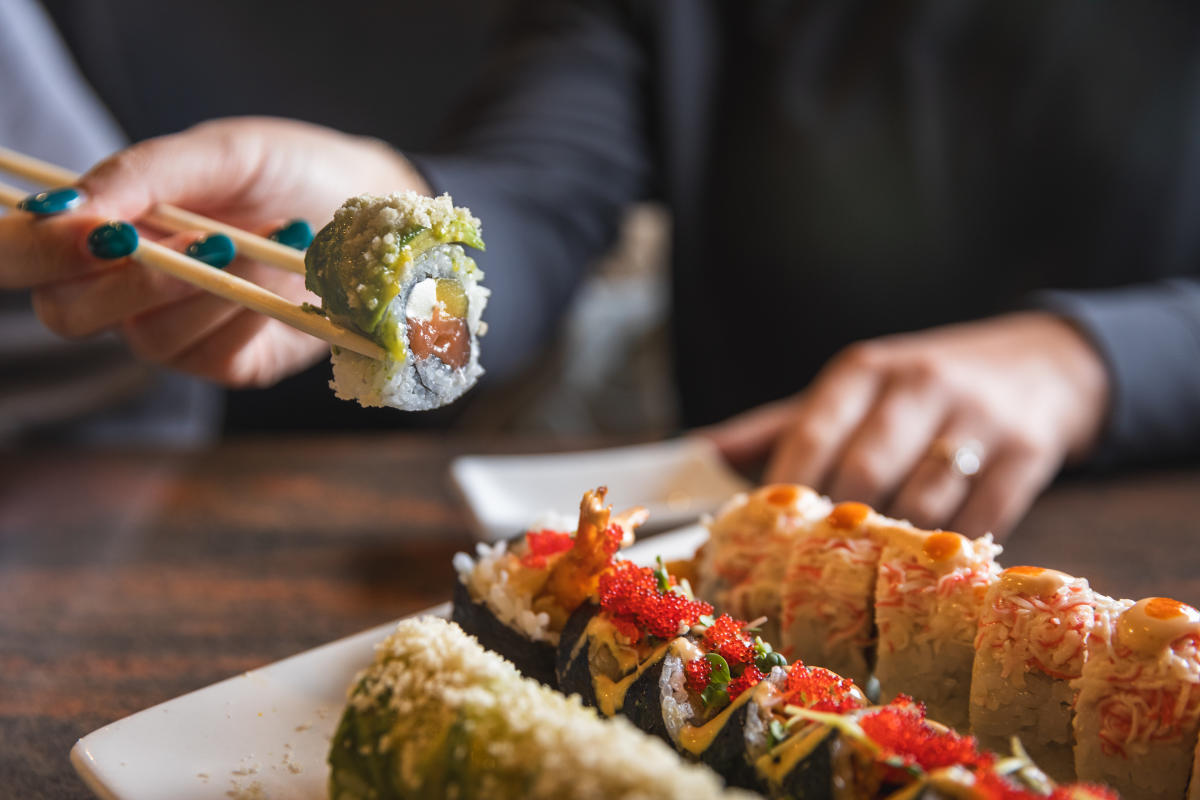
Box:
[70,525,709,800]
[449,437,749,541]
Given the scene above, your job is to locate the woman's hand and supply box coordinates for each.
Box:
[701,312,1110,538]
[0,117,428,386]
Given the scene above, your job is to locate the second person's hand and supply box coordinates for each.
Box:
[700,312,1110,539]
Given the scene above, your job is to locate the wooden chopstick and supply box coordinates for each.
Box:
[0,178,386,361]
[0,145,307,275]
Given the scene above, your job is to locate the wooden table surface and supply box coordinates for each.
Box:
[1,434,1198,798]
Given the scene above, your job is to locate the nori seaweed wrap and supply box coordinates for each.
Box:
[556,600,675,739]
[678,676,780,791]
[450,488,646,687]
[556,601,601,700]
[451,575,557,685]
[754,717,851,800]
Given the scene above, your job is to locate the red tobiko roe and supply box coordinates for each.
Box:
[519,529,576,569]
[597,560,713,642]
[728,664,766,701]
[600,523,624,556]
[685,657,712,693]
[783,663,865,714]
[702,614,754,666]
[858,698,987,772]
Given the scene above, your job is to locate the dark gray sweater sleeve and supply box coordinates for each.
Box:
[408,1,652,380]
[1036,279,1200,466]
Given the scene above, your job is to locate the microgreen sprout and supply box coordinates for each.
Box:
[700,652,732,709]
[654,556,671,594]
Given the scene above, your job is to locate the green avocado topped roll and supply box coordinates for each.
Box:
[327,616,754,800]
[304,192,488,411]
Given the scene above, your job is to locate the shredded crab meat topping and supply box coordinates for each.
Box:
[1077,632,1200,755]
[975,581,1096,684]
[783,534,881,649]
[876,539,998,653]
[704,486,825,586]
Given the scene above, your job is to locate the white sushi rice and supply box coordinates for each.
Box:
[330,244,488,411]
[453,540,558,644]
[661,642,703,744]
[971,665,1076,781]
[743,666,789,762]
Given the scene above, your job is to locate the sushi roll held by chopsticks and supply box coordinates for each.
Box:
[305,192,489,410]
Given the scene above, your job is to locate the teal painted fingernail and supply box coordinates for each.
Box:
[18,186,83,215]
[86,221,138,259]
[269,219,313,250]
[185,233,236,268]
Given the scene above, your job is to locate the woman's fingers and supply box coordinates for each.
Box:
[887,413,996,532]
[765,348,885,487]
[163,309,323,388]
[0,212,110,288]
[76,124,270,222]
[29,231,205,338]
[825,369,949,507]
[950,437,1059,538]
[121,252,323,385]
[2,124,271,288]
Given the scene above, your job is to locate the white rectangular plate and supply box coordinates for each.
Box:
[450,437,749,540]
[70,525,709,800]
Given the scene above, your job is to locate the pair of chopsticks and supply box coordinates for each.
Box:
[0,145,386,361]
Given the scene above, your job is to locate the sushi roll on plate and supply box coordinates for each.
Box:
[555,557,713,727]
[654,613,794,788]
[1072,596,1200,799]
[969,566,1129,781]
[779,500,894,687]
[873,528,1001,731]
[753,695,982,800]
[452,487,646,685]
[327,616,752,800]
[887,764,1117,800]
[751,662,868,798]
[305,191,489,410]
[697,484,832,645]
[761,693,1112,800]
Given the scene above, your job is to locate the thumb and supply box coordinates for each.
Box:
[76,121,268,224]
[693,396,800,467]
